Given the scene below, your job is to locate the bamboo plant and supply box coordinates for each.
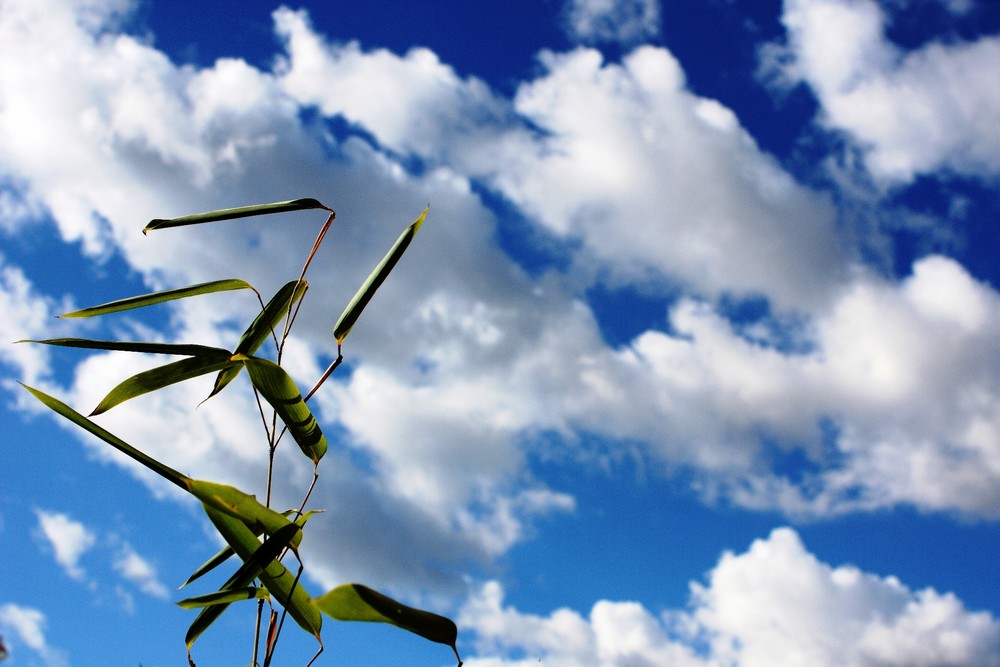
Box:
[19,199,462,666]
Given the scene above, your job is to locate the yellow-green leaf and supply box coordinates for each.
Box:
[204,506,321,639]
[185,480,303,550]
[178,587,268,609]
[314,583,460,663]
[144,198,330,234]
[333,207,427,344]
[59,279,253,317]
[243,357,327,464]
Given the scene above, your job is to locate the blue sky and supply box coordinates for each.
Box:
[2,0,1000,665]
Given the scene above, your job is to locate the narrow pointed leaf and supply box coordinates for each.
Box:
[20,384,189,489]
[204,506,321,639]
[91,355,240,416]
[144,198,329,234]
[314,583,459,653]
[19,338,230,357]
[333,207,428,344]
[185,480,303,549]
[207,280,308,399]
[243,357,327,463]
[178,586,269,609]
[181,510,319,589]
[59,279,252,317]
[184,521,301,648]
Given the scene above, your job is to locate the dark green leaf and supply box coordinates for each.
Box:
[144,198,330,234]
[178,587,268,609]
[21,384,189,490]
[207,280,308,399]
[243,357,327,464]
[91,355,240,416]
[333,207,427,344]
[19,338,229,357]
[59,279,253,317]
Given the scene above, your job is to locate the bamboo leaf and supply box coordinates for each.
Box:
[243,357,327,464]
[19,338,230,357]
[178,587,268,609]
[333,207,428,344]
[91,355,240,416]
[314,583,460,662]
[185,480,303,550]
[180,510,319,589]
[184,521,301,649]
[204,506,322,639]
[144,198,330,234]
[59,279,253,317]
[207,280,308,399]
[20,384,189,489]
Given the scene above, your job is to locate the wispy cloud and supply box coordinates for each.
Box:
[34,509,96,582]
[0,603,67,667]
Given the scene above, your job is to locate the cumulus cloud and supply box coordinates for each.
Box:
[34,510,97,581]
[762,0,1000,183]
[562,0,662,46]
[112,543,170,600]
[0,603,67,667]
[3,0,1000,619]
[460,527,1000,666]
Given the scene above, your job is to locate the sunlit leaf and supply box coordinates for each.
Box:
[144,198,330,234]
[21,384,189,489]
[91,354,239,416]
[243,357,327,464]
[19,338,229,357]
[180,510,320,589]
[185,480,303,550]
[333,207,427,344]
[205,506,322,639]
[178,586,269,609]
[183,521,301,650]
[314,583,460,664]
[207,279,308,399]
[58,279,253,317]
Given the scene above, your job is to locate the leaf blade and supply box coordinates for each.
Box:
[144,198,329,234]
[243,357,327,464]
[59,279,253,318]
[333,207,427,344]
[19,338,230,357]
[91,355,240,416]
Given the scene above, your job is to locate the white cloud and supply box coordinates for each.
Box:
[112,543,170,600]
[763,0,1000,183]
[460,527,1000,666]
[562,0,662,45]
[0,603,67,667]
[0,255,65,387]
[34,509,97,581]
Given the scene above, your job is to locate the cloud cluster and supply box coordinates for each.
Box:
[2,0,1000,617]
[0,603,66,667]
[761,0,1000,183]
[460,528,1000,666]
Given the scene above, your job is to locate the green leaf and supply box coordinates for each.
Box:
[333,207,428,344]
[183,520,301,650]
[178,587,269,609]
[314,583,460,659]
[91,354,240,416]
[19,338,230,357]
[20,384,189,490]
[58,279,253,317]
[243,357,327,464]
[204,506,322,639]
[207,279,308,399]
[180,510,319,589]
[185,480,303,550]
[144,198,330,234]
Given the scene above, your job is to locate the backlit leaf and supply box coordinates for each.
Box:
[91,355,239,416]
[333,207,427,344]
[243,357,327,464]
[59,279,252,317]
[144,198,330,234]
